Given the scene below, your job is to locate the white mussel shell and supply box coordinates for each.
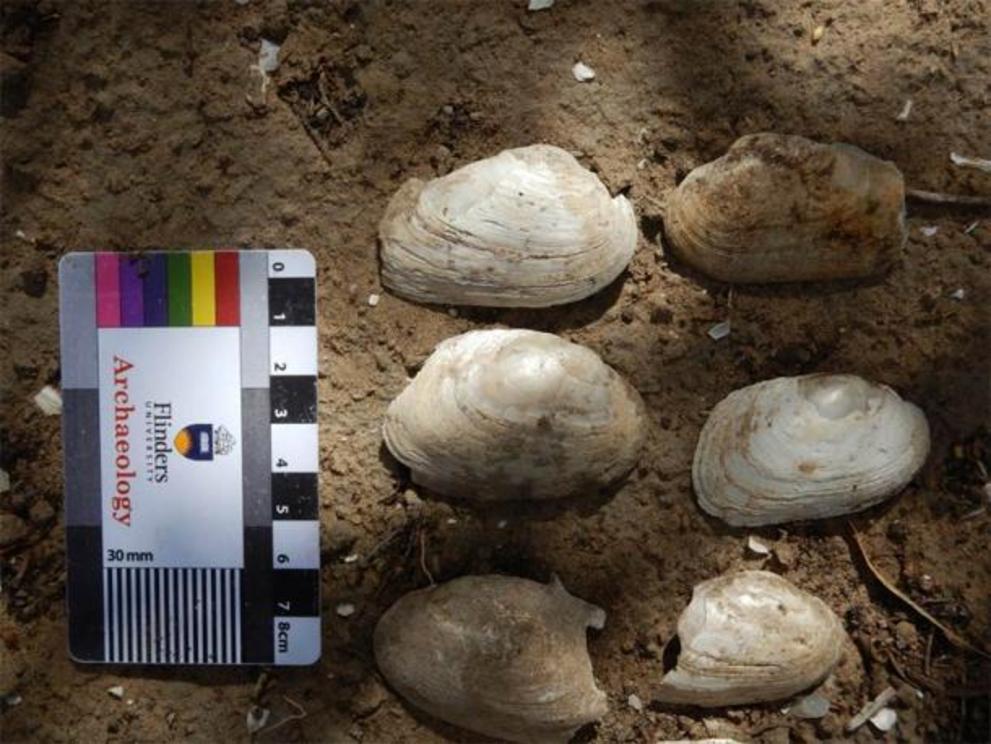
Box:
[657,570,845,706]
[374,575,608,743]
[383,329,646,501]
[693,374,929,526]
[665,133,907,283]
[379,144,637,307]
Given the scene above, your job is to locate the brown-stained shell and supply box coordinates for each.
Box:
[374,575,608,743]
[665,133,907,283]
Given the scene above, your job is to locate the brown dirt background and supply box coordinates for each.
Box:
[1,0,990,741]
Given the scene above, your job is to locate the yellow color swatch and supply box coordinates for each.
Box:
[190,251,216,326]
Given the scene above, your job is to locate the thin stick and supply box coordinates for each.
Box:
[906,188,991,207]
[418,529,436,586]
[847,522,991,660]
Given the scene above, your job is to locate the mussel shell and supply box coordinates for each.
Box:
[665,133,906,283]
[693,374,929,526]
[374,575,608,743]
[383,329,646,501]
[657,570,845,706]
[379,144,637,307]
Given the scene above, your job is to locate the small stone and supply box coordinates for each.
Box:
[811,25,825,43]
[894,620,918,647]
[258,39,280,74]
[707,320,731,341]
[343,553,359,564]
[402,488,423,509]
[789,692,831,719]
[447,308,458,318]
[572,61,596,82]
[107,685,124,699]
[528,0,554,10]
[627,693,644,712]
[949,288,965,301]
[367,293,381,307]
[920,225,938,237]
[28,499,55,525]
[33,385,62,415]
[351,678,388,718]
[336,602,356,617]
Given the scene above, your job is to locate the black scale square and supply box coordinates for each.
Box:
[268,278,315,325]
[271,376,317,423]
[272,473,318,520]
[273,569,320,617]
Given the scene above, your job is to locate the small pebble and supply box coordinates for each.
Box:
[707,320,731,341]
[33,385,62,415]
[107,685,124,700]
[527,0,554,10]
[28,499,55,525]
[343,553,359,564]
[811,25,825,43]
[789,692,831,719]
[572,61,596,82]
[949,288,965,301]
[336,602,356,617]
[920,225,939,237]
[258,39,280,74]
[627,693,644,712]
[367,293,381,307]
[447,308,458,318]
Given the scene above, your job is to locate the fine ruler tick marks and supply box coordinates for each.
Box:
[59,249,320,665]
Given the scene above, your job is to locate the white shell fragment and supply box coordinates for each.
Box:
[374,575,608,743]
[665,133,907,283]
[528,0,554,10]
[895,99,913,121]
[379,144,636,307]
[383,329,646,501]
[33,385,62,416]
[572,61,596,82]
[693,374,930,526]
[870,707,898,732]
[657,571,845,706]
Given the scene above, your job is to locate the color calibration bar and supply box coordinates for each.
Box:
[94,251,241,328]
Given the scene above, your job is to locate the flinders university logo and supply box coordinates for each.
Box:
[174,423,236,461]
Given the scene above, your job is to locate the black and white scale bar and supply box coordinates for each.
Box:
[249,250,321,665]
[103,568,241,664]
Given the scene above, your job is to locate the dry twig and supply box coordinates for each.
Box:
[906,188,991,207]
[846,522,991,660]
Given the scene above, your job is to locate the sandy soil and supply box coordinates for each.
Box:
[2,0,990,742]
